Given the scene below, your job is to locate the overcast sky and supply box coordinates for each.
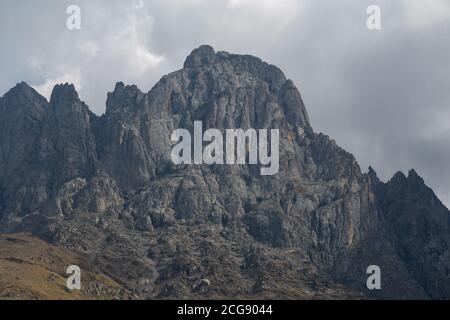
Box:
[1,0,449,206]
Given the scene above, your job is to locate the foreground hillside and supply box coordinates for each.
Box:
[0,233,135,299]
[0,233,359,300]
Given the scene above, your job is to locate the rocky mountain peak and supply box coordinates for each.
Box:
[386,169,427,192]
[367,166,380,184]
[183,44,217,68]
[183,45,288,92]
[391,170,407,182]
[50,83,79,106]
[106,82,145,114]
[0,46,449,299]
[1,81,48,110]
[407,168,425,185]
[6,81,36,96]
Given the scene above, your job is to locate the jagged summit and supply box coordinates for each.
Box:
[12,81,33,91]
[9,81,34,93]
[2,45,295,118]
[50,83,80,105]
[367,166,380,184]
[387,169,427,187]
[184,45,217,68]
[183,45,289,93]
[391,170,407,182]
[106,82,144,115]
[1,81,46,104]
[407,168,424,183]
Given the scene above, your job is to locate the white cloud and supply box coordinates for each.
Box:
[133,46,165,72]
[78,41,100,60]
[134,0,145,9]
[402,0,450,28]
[227,0,301,24]
[10,1,166,109]
[101,8,165,75]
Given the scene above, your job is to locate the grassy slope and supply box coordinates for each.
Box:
[0,233,132,300]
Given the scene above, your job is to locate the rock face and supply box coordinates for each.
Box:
[0,45,449,299]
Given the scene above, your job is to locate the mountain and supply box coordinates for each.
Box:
[0,45,449,299]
